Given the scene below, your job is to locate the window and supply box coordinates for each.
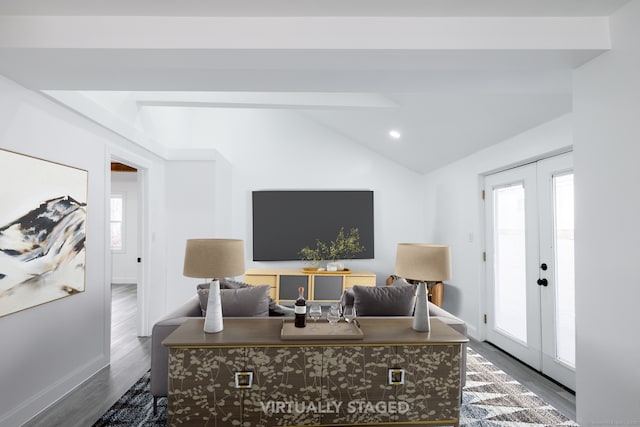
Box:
[110,193,125,252]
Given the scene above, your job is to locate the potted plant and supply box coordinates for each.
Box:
[299,227,365,271]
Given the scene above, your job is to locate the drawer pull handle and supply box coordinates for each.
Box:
[388,368,405,385]
[235,371,254,389]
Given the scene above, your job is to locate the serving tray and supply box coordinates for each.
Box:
[280,319,364,340]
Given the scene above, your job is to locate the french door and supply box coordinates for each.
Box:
[484,152,575,389]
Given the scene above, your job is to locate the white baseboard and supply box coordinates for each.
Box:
[0,355,108,427]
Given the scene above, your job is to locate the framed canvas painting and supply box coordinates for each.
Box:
[0,149,88,317]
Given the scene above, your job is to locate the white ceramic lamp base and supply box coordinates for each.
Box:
[412,282,431,332]
[204,280,224,333]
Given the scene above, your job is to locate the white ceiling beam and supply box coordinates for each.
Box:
[130,92,398,110]
[0,0,630,17]
[0,16,610,50]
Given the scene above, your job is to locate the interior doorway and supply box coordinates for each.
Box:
[484,152,575,390]
[110,161,142,345]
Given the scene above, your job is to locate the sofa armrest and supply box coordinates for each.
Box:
[428,301,461,321]
[159,295,202,321]
[428,301,467,388]
[150,296,202,398]
[150,318,189,397]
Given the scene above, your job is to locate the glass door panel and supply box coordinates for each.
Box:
[484,163,541,370]
[553,173,575,367]
[493,184,528,343]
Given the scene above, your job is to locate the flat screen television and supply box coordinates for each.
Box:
[252,190,374,261]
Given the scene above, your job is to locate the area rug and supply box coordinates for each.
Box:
[461,348,578,426]
[93,348,578,426]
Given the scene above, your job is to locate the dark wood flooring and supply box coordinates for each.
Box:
[23,283,150,427]
[22,287,575,425]
[469,337,576,421]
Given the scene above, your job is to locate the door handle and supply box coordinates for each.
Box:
[537,278,548,287]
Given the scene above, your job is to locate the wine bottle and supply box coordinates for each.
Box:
[294,286,307,328]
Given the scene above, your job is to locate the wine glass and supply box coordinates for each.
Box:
[327,305,341,333]
[343,305,356,324]
[308,304,322,330]
[330,303,342,319]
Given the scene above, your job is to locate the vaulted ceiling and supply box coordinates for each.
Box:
[0,0,630,173]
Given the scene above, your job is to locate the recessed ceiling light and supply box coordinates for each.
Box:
[389,130,401,139]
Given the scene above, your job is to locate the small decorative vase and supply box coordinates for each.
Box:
[326,261,344,272]
[412,282,430,332]
[204,280,224,333]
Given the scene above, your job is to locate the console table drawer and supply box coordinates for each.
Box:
[394,345,463,423]
[167,348,244,426]
[243,346,323,426]
[321,345,396,425]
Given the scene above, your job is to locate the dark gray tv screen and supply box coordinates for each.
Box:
[252,190,374,261]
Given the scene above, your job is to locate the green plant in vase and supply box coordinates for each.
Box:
[299,227,365,271]
[299,241,328,269]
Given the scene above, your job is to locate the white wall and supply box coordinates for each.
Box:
[110,171,138,284]
[0,75,111,426]
[573,1,640,425]
[182,108,425,284]
[0,74,199,425]
[155,108,426,313]
[164,159,219,306]
[421,115,573,338]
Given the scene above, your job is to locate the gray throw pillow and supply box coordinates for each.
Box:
[352,285,416,316]
[218,278,252,290]
[197,283,270,317]
[389,278,413,287]
[219,278,286,316]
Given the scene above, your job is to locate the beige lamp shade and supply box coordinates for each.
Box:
[395,243,452,282]
[183,239,245,279]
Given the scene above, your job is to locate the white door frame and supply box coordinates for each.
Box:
[108,145,152,337]
[481,152,575,389]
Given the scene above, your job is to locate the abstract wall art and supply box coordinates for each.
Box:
[0,149,88,317]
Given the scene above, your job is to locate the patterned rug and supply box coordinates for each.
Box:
[462,348,578,426]
[93,348,578,426]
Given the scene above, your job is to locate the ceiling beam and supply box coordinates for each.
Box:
[0,0,630,17]
[0,16,610,50]
[131,92,399,110]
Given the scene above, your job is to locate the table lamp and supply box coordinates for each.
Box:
[395,243,452,332]
[183,238,245,333]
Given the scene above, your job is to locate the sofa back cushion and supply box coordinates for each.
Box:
[351,285,416,316]
[219,278,291,316]
[197,282,270,317]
